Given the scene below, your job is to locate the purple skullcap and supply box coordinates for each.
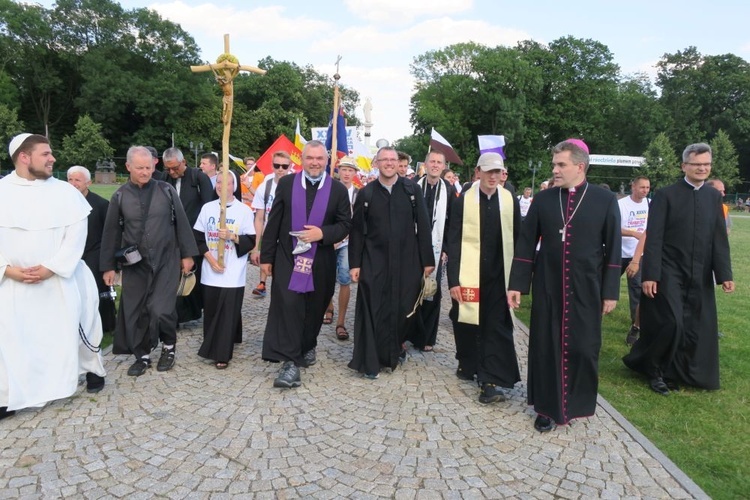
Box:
[565,138,589,154]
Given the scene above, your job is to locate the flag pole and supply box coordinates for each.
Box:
[330,55,342,178]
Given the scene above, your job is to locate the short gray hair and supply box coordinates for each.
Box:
[552,140,590,172]
[162,147,184,163]
[682,143,712,162]
[67,165,90,181]
[127,146,152,164]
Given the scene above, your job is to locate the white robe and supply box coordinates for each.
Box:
[0,172,91,411]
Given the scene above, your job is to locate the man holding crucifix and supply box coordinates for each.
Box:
[260,140,352,388]
[507,139,621,433]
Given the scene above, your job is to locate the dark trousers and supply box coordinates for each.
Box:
[620,258,642,323]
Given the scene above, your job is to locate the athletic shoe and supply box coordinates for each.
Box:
[252,282,267,297]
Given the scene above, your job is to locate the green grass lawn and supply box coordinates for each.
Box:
[516,215,750,500]
[89,183,121,201]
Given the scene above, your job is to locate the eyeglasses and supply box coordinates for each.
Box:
[685,162,712,167]
[273,163,291,169]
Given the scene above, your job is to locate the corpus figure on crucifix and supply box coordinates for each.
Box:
[190,34,265,265]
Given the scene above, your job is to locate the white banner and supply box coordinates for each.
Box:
[589,154,645,168]
[311,126,356,154]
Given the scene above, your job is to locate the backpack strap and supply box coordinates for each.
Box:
[263,177,274,208]
[402,180,418,234]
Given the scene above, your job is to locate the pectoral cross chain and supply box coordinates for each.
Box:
[559,226,566,242]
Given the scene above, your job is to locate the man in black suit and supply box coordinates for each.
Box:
[163,147,214,324]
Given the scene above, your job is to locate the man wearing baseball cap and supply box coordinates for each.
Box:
[447,152,521,404]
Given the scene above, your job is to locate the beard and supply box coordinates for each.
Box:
[28,163,52,180]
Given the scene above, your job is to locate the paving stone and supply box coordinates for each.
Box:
[0,269,702,498]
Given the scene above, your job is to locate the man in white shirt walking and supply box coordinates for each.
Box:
[618,176,650,346]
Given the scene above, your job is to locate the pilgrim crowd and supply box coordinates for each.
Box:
[0,133,734,433]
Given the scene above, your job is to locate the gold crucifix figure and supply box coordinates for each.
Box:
[190,34,266,265]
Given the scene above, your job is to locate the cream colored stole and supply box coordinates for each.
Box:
[458,183,515,325]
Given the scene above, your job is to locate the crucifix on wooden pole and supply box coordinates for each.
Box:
[190,34,266,265]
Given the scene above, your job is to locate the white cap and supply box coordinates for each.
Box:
[8,133,32,159]
[477,152,506,172]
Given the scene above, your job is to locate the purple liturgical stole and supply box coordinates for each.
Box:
[288,172,332,293]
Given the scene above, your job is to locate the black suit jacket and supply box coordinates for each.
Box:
[165,167,214,226]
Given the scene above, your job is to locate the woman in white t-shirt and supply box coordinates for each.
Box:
[193,171,256,368]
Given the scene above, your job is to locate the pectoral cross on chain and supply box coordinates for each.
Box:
[559,226,566,242]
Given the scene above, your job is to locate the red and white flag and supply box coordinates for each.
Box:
[430,128,463,165]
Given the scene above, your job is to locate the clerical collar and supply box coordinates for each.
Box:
[567,179,587,193]
[302,171,327,189]
[683,176,704,190]
[479,187,497,200]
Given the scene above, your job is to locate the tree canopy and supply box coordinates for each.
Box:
[2,0,748,192]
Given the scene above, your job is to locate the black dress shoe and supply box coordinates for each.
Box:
[534,415,555,433]
[664,379,680,392]
[0,406,16,421]
[649,377,670,395]
[478,383,506,404]
[85,373,105,393]
[456,367,474,381]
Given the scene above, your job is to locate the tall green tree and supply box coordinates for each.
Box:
[709,129,740,191]
[0,103,25,167]
[230,57,360,157]
[58,114,114,169]
[607,73,669,156]
[409,42,489,164]
[639,132,680,191]
[655,46,703,152]
[0,0,77,139]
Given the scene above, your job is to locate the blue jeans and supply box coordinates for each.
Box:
[336,246,351,285]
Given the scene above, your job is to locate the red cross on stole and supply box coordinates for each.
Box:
[460,287,480,302]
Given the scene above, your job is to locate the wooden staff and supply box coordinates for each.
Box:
[190,34,266,265]
[330,56,342,177]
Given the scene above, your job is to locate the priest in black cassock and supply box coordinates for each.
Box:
[623,143,734,395]
[348,147,435,379]
[260,141,351,388]
[447,153,521,404]
[406,150,455,352]
[508,139,621,433]
[163,147,214,325]
[66,166,113,333]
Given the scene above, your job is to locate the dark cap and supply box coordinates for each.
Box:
[145,146,158,159]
